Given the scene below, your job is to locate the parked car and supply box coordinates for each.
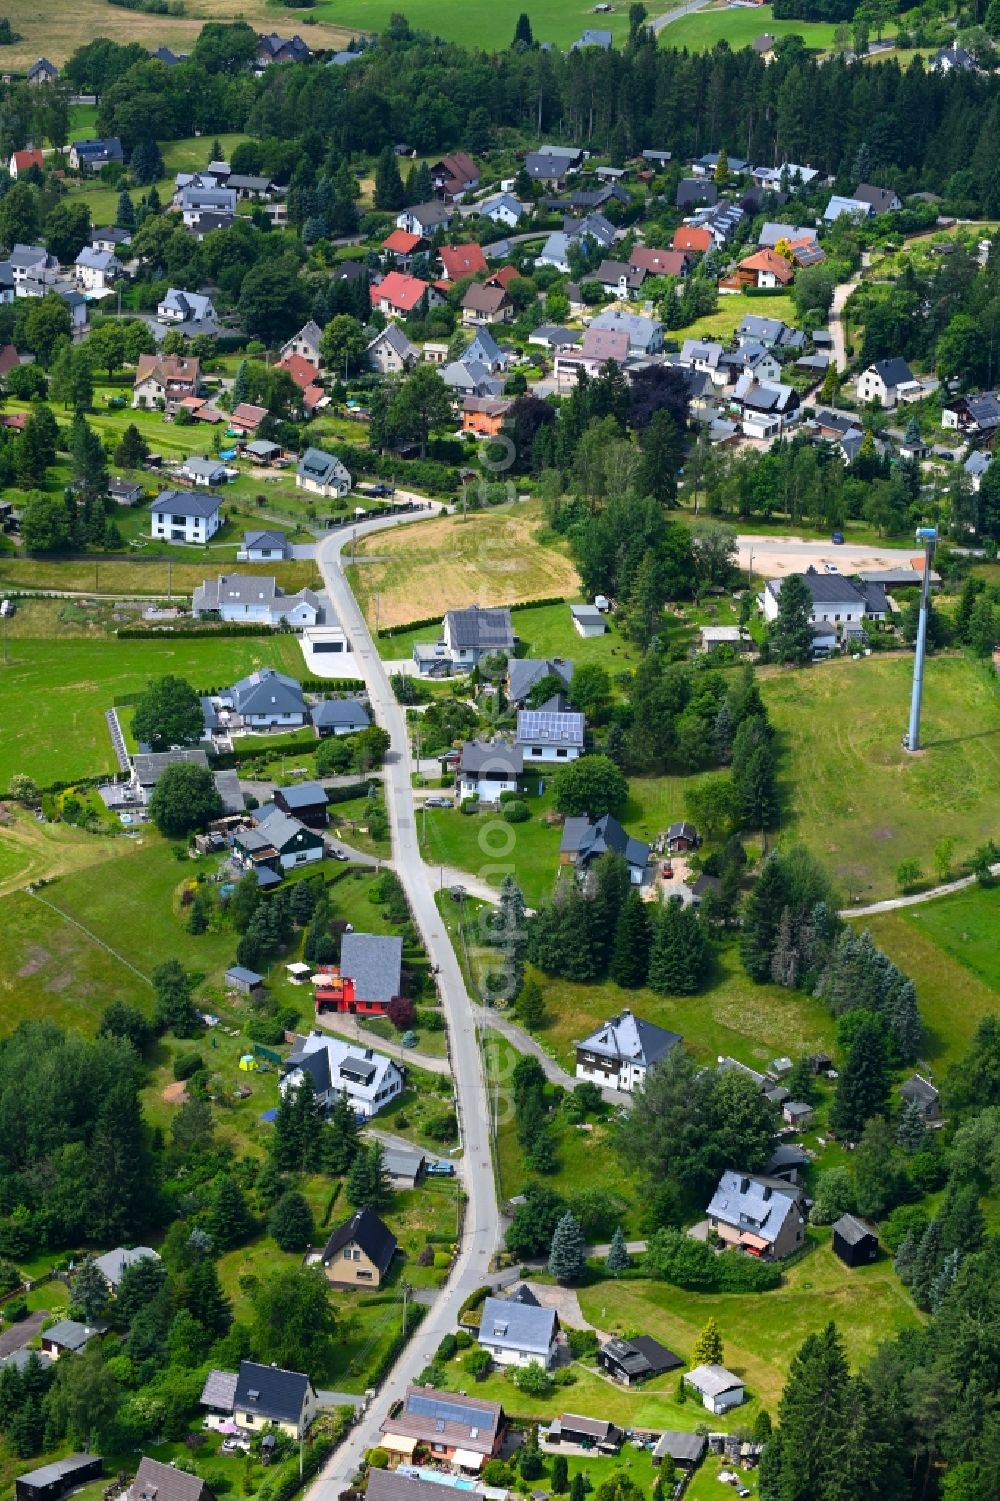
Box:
[426,1161,455,1176]
[824,563,839,574]
[424,796,453,808]
[831,531,845,544]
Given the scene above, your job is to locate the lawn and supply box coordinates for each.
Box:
[0,805,134,897]
[762,654,1000,901]
[521,939,837,1075]
[310,0,674,51]
[862,885,1000,1067]
[661,2,839,52]
[678,291,798,344]
[377,599,639,670]
[578,1248,923,1410]
[351,502,580,631]
[0,633,306,788]
[418,798,562,908]
[0,554,317,596]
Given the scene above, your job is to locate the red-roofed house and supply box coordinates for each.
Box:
[279,352,320,390]
[630,246,692,278]
[0,345,20,377]
[439,242,488,280]
[789,236,825,268]
[303,383,326,416]
[725,247,795,290]
[382,229,427,266]
[371,272,441,317]
[672,226,713,254]
[461,283,514,326]
[486,264,520,291]
[10,149,44,181]
[229,402,269,433]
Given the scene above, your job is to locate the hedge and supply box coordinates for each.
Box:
[377,594,574,640]
[325,780,379,805]
[210,732,317,769]
[117,624,277,640]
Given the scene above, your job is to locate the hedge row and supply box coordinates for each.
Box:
[116,624,277,640]
[325,780,379,805]
[378,594,572,638]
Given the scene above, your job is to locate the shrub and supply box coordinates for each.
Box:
[502,800,529,824]
[367,1449,390,1470]
[4,1297,28,1322]
[435,1334,458,1362]
[173,1053,204,1082]
[464,1347,493,1380]
[566,1327,598,1360]
[460,798,480,815]
[425,1110,458,1142]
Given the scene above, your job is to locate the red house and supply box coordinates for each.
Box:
[314,933,403,1018]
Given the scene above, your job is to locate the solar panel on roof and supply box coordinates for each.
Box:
[339,1061,376,1085]
[406,1393,489,1430]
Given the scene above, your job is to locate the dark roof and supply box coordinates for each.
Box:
[311,698,370,730]
[832,1213,877,1246]
[225,965,263,986]
[870,356,915,387]
[768,571,866,607]
[367,1472,454,1501]
[388,1387,504,1455]
[200,1369,238,1411]
[131,1457,214,1501]
[602,1334,683,1378]
[276,781,328,811]
[233,1360,313,1426]
[445,604,514,651]
[321,1206,397,1274]
[560,813,648,871]
[901,1073,939,1104]
[460,739,523,777]
[653,1432,707,1464]
[508,1283,541,1306]
[340,932,403,1003]
[150,489,222,519]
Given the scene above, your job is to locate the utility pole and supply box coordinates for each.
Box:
[905,528,937,753]
[167,558,172,600]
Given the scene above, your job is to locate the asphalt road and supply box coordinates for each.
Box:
[736,535,922,576]
[307,509,502,1495]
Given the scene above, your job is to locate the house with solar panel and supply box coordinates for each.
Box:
[380,1386,505,1471]
[279,1032,403,1118]
[515,700,585,764]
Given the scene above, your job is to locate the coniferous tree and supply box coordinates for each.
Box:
[740,854,789,982]
[210,1175,253,1250]
[606,1224,629,1275]
[928,1247,961,1314]
[888,978,922,1062]
[892,1228,919,1285]
[830,1015,890,1139]
[548,1211,587,1284]
[513,11,533,44]
[897,1097,927,1153]
[346,1141,391,1209]
[852,1116,899,1219]
[909,1217,943,1309]
[116,189,135,230]
[770,572,815,665]
[769,907,800,988]
[609,890,652,988]
[769,1324,852,1500]
[186,1257,231,1337]
[72,1259,109,1322]
[373,145,406,210]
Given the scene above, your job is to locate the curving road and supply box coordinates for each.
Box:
[307,510,503,1496]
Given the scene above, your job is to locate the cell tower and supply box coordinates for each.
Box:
[904,527,938,753]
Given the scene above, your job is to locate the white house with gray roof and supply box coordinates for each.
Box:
[93,1245,161,1290]
[443,605,514,665]
[157,288,217,324]
[239,529,290,561]
[74,246,121,293]
[216,667,308,728]
[589,307,663,355]
[296,446,352,498]
[575,1009,681,1093]
[192,573,322,627]
[683,1364,745,1414]
[367,323,420,375]
[149,489,221,544]
[478,1294,559,1368]
[516,704,584,763]
[280,1032,403,1117]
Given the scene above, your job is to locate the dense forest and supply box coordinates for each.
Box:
[8,23,994,212]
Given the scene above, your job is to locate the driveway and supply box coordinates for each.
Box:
[0,1308,47,1357]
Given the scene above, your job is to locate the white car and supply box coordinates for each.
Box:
[824,563,840,574]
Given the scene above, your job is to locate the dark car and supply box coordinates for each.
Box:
[831,531,844,544]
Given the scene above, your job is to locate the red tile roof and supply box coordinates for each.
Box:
[486,264,519,290]
[371,271,431,313]
[383,229,424,255]
[630,247,690,276]
[672,226,713,253]
[279,351,320,389]
[439,242,488,280]
[736,247,795,285]
[12,149,44,174]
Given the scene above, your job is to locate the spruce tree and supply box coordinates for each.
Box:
[116,188,135,230]
[769,906,800,988]
[513,11,533,44]
[374,145,406,211]
[570,1473,586,1501]
[516,978,545,1029]
[551,1456,568,1494]
[740,853,789,982]
[210,1175,253,1249]
[830,1014,890,1139]
[772,1324,851,1499]
[897,1097,927,1154]
[909,1218,943,1309]
[770,572,815,664]
[73,1259,109,1321]
[232,359,250,407]
[186,1256,231,1337]
[692,1316,724,1365]
[324,1088,362,1175]
[548,1211,587,1284]
[928,1248,961,1314]
[606,1225,629,1275]
[887,978,921,1062]
[609,890,652,988]
[713,700,735,762]
[893,1228,919,1284]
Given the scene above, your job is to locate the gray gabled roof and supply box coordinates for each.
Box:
[445,604,513,650]
[256,805,315,853]
[229,667,306,717]
[460,739,523,776]
[706,1170,800,1245]
[869,356,915,387]
[234,1359,314,1425]
[93,1245,160,1286]
[150,488,222,519]
[42,1319,101,1352]
[507,657,574,702]
[311,697,370,730]
[478,1294,557,1355]
[516,707,585,748]
[560,813,648,871]
[201,1368,239,1411]
[340,932,403,1003]
[577,1010,681,1070]
[131,1459,213,1501]
[277,781,327,811]
[832,1213,877,1246]
[684,1363,743,1398]
[297,446,348,484]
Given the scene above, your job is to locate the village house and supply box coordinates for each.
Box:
[762,571,881,632]
[480,192,524,227]
[854,182,903,214]
[462,396,511,437]
[506,656,574,705]
[381,1388,505,1471]
[311,697,370,736]
[901,1072,941,1121]
[280,320,322,365]
[107,477,143,506]
[192,574,322,628]
[215,667,309,729]
[256,31,311,65]
[589,307,663,355]
[371,270,442,318]
[319,1206,398,1288]
[318,932,404,1017]
[395,201,453,237]
[9,149,44,180]
[27,57,59,85]
[133,354,202,412]
[157,288,217,324]
[727,246,794,289]
[683,1365,745,1414]
[706,1170,807,1258]
[245,806,325,869]
[149,489,221,544]
[457,739,523,802]
[630,245,691,278]
[856,356,920,407]
[93,1246,160,1290]
[430,152,479,201]
[270,782,328,830]
[40,1320,106,1359]
[382,228,427,267]
[280,1032,404,1117]
[575,1010,681,1093]
[439,242,488,280]
[367,323,420,374]
[515,703,585,763]
[296,446,352,499]
[68,137,123,172]
[823,194,874,224]
[598,1336,683,1387]
[73,247,121,293]
[477,1295,559,1369]
[462,282,514,326]
[560,813,649,885]
[941,392,1000,434]
[233,1360,317,1438]
[239,529,291,562]
[129,1458,215,1501]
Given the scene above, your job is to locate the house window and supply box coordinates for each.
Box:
[557,748,568,758]
[357,1270,373,1281]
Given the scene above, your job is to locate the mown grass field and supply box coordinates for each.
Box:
[661,2,839,53]
[352,502,580,631]
[0,631,306,788]
[311,0,672,51]
[863,884,1000,1067]
[578,1249,923,1408]
[680,290,798,344]
[763,654,1000,901]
